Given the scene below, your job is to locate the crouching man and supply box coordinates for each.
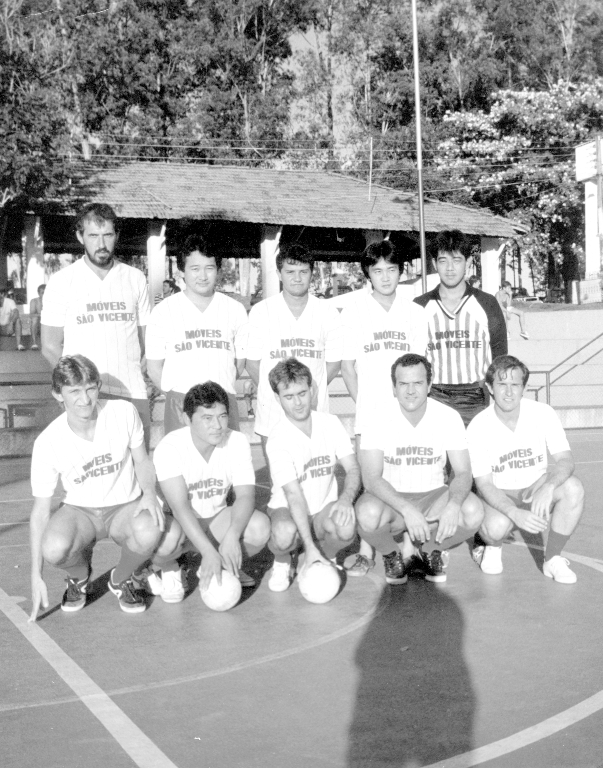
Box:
[149,381,270,600]
[266,358,361,592]
[356,353,483,584]
[467,355,584,583]
[29,355,166,618]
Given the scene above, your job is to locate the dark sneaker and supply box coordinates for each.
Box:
[61,574,89,612]
[382,551,408,585]
[108,569,147,614]
[345,554,376,578]
[421,550,448,583]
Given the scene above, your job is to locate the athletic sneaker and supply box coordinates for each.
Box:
[30,344,39,350]
[543,555,577,584]
[345,554,376,578]
[108,569,147,613]
[238,570,256,588]
[480,545,503,575]
[382,551,408,585]
[268,559,293,592]
[17,344,25,351]
[420,550,448,583]
[61,574,89,612]
[520,332,529,340]
[159,569,186,602]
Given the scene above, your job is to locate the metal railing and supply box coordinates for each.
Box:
[530,330,603,404]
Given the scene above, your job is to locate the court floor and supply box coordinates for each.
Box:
[2,430,603,768]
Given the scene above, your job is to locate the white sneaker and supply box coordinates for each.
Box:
[159,569,185,602]
[268,559,293,592]
[543,555,577,584]
[480,545,503,575]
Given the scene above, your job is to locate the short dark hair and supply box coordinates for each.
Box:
[177,234,223,273]
[502,280,512,289]
[391,353,433,386]
[38,284,46,293]
[269,357,313,394]
[183,381,230,418]
[430,230,472,261]
[276,243,315,273]
[485,355,530,388]
[76,203,119,235]
[360,240,404,278]
[52,355,101,394]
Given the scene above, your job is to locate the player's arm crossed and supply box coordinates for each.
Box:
[473,469,551,535]
[436,448,473,544]
[359,447,431,543]
[282,480,332,569]
[131,443,165,530]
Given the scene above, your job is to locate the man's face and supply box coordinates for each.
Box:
[54,380,100,420]
[367,257,400,297]
[162,281,171,297]
[77,218,117,269]
[393,363,430,415]
[279,260,312,298]
[183,251,219,297]
[488,367,525,414]
[38,286,46,299]
[434,250,470,290]
[188,403,229,446]
[276,377,312,422]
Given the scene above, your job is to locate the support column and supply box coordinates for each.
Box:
[24,215,45,306]
[584,180,601,277]
[238,258,251,310]
[147,221,167,305]
[480,236,505,296]
[260,225,282,299]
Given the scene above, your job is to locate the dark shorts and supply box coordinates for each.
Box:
[164,390,240,436]
[59,496,142,540]
[429,383,488,427]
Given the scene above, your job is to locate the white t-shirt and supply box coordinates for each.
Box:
[145,291,248,394]
[361,397,467,493]
[246,294,343,436]
[341,291,428,434]
[267,411,354,514]
[0,297,16,326]
[31,400,143,506]
[153,427,255,519]
[42,259,151,399]
[467,399,570,490]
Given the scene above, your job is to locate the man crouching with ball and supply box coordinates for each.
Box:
[265,358,361,597]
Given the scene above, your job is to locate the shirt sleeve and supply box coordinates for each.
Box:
[125,401,144,450]
[476,290,508,359]
[40,272,67,327]
[266,432,298,489]
[233,304,249,360]
[229,432,256,486]
[144,301,168,361]
[324,304,343,363]
[245,304,266,361]
[543,405,570,456]
[466,416,493,478]
[31,432,60,498]
[340,307,357,361]
[153,435,182,482]
[136,272,152,327]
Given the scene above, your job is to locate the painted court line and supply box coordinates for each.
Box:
[425,547,603,768]
[0,587,179,768]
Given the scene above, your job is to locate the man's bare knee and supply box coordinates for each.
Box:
[245,512,270,549]
[461,493,484,529]
[42,534,74,566]
[355,495,383,532]
[128,511,162,552]
[481,512,512,543]
[270,518,299,552]
[559,476,584,509]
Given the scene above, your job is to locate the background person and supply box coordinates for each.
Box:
[496,281,529,340]
[29,284,46,350]
[0,286,24,350]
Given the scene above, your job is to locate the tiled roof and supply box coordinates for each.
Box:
[67,162,526,237]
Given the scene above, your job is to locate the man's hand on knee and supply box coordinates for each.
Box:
[133,494,165,532]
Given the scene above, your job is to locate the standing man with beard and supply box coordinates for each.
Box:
[414,230,507,427]
[42,203,152,447]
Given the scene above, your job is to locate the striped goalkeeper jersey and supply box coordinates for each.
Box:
[414,285,507,385]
